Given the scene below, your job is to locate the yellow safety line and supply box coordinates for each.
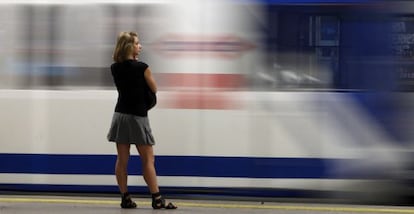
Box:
[0,197,414,213]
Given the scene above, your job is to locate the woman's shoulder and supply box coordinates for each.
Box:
[133,60,149,69]
[110,62,121,71]
[111,60,148,71]
[110,61,124,68]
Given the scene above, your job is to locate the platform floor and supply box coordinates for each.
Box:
[1,195,414,214]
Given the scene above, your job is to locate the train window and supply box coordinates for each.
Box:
[314,16,339,89]
[0,5,18,89]
[8,5,59,89]
[251,11,337,90]
[316,16,339,46]
[57,5,112,89]
[391,17,414,91]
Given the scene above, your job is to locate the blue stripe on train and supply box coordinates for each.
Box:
[256,0,374,3]
[0,184,325,198]
[0,153,363,179]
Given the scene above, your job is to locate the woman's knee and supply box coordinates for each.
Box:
[116,154,130,170]
[116,144,131,163]
[140,155,155,167]
[136,145,154,163]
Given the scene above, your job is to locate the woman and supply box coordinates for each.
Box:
[107,31,177,209]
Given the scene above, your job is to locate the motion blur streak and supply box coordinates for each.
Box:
[1,0,414,205]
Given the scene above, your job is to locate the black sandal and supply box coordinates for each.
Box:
[120,192,137,209]
[151,192,177,209]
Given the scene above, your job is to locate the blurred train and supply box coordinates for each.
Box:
[1,0,414,204]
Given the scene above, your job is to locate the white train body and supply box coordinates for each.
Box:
[0,89,405,197]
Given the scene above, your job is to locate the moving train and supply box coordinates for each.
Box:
[1,0,414,203]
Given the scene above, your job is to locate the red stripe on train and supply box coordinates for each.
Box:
[155,73,245,89]
[161,91,242,110]
[155,73,244,109]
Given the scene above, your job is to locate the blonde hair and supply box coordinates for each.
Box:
[112,31,138,62]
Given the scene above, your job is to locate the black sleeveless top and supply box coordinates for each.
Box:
[111,60,149,117]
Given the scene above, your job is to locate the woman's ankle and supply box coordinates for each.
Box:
[151,192,161,199]
[121,192,131,199]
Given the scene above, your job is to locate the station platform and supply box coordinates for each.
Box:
[1,194,414,214]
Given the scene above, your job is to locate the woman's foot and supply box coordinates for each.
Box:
[151,192,177,209]
[120,192,137,209]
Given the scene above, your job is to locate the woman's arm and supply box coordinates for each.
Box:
[144,67,157,93]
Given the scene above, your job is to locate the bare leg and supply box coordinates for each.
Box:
[115,143,131,194]
[136,144,177,209]
[135,144,159,193]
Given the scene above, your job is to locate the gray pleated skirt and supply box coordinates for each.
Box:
[107,112,155,145]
